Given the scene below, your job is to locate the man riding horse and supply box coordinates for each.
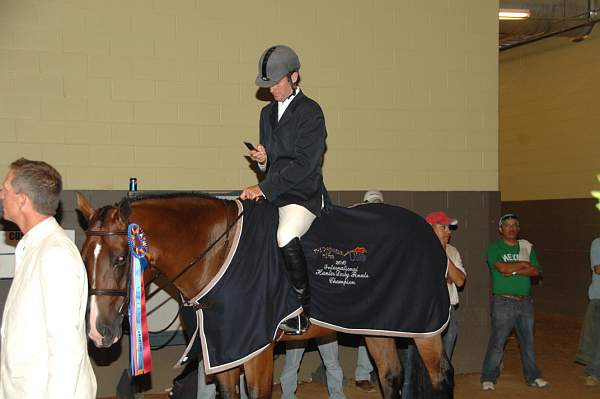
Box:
[240,45,329,335]
[77,44,454,398]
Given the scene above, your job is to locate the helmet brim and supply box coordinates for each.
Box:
[255,72,286,88]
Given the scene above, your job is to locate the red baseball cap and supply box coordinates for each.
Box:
[425,211,458,226]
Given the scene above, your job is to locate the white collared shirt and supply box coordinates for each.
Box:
[277,87,300,121]
[446,244,466,306]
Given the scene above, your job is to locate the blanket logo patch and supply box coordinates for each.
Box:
[313,246,369,286]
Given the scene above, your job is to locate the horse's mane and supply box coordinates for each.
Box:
[127,191,220,203]
[95,205,114,225]
[115,191,232,221]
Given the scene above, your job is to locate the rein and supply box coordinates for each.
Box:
[170,208,242,286]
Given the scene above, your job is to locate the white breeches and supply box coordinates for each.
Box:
[277,204,316,247]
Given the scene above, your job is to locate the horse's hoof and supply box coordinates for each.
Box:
[355,379,377,393]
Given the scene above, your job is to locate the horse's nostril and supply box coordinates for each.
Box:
[98,324,111,337]
[97,324,115,342]
[97,322,122,347]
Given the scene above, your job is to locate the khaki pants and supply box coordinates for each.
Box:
[277,204,316,247]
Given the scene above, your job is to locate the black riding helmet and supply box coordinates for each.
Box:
[255,45,300,88]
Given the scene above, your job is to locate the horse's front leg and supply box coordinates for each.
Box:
[215,367,242,399]
[243,344,274,399]
[365,336,402,399]
[414,335,454,398]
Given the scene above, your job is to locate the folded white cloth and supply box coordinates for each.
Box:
[518,239,532,262]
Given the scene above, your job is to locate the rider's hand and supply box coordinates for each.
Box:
[240,185,264,201]
[249,144,267,164]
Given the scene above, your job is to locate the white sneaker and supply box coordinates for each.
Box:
[585,375,600,386]
[530,378,548,388]
[482,381,495,391]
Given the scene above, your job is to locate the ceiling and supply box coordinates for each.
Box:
[499,0,600,50]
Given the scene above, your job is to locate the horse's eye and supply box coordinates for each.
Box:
[113,255,126,267]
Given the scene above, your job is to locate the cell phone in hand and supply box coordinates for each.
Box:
[244,141,257,151]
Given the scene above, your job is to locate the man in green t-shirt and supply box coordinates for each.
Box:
[480,214,549,390]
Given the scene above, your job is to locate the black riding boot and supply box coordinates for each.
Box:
[280,237,311,335]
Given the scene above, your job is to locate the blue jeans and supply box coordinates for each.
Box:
[197,360,247,399]
[480,295,542,385]
[442,306,458,360]
[585,300,600,380]
[280,340,346,399]
[355,344,374,381]
[576,299,600,364]
[197,360,217,399]
[397,339,415,399]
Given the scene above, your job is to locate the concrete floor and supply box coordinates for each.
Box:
[98,313,600,399]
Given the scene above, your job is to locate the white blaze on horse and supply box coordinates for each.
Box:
[77,192,453,399]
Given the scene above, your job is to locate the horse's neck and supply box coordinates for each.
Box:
[135,197,238,300]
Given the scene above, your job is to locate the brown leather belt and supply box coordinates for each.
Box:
[496,294,531,301]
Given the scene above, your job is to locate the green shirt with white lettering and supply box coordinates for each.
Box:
[486,239,541,296]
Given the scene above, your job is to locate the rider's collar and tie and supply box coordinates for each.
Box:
[277,88,300,121]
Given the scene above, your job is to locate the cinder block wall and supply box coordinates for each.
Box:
[501,199,600,319]
[499,33,600,317]
[0,0,499,394]
[0,0,497,192]
[500,35,600,202]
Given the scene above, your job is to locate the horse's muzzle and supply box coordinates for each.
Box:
[89,321,122,348]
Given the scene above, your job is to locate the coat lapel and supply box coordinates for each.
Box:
[267,102,278,131]
[273,91,305,133]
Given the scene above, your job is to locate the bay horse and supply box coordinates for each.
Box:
[76,192,453,399]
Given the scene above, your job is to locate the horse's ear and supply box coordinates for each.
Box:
[118,198,131,222]
[76,192,95,222]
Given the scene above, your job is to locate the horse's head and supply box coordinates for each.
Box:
[77,192,130,348]
[77,191,240,347]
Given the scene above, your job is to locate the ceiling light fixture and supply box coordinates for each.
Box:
[499,8,531,20]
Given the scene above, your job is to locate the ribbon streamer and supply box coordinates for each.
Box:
[128,223,152,376]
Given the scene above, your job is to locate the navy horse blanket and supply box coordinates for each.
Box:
[197,200,450,374]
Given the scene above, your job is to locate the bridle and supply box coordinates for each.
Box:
[85,227,177,346]
[85,228,130,315]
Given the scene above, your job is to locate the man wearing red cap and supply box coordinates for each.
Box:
[399,211,465,399]
[425,211,466,360]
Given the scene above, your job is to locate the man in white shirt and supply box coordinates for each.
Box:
[425,211,466,360]
[0,158,96,399]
